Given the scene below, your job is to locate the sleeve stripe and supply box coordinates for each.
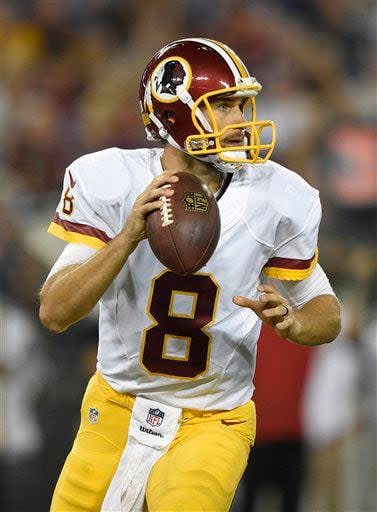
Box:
[262,249,318,280]
[48,222,107,249]
[52,212,111,242]
[47,212,111,249]
[264,248,318,270]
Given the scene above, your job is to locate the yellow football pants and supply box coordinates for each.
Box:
[51,373,256,512]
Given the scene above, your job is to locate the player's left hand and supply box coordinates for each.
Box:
[233,284,303,340]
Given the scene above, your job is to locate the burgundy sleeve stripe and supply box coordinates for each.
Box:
[53,212,111,243]
[264,253,316,270]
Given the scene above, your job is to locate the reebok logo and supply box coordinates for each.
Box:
[140,425,163,438]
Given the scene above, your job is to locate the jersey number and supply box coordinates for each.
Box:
[141,271,219,378]
[62,187,74,215]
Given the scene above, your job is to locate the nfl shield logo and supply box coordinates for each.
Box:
[146,408,165,427]
[89,407,99,424]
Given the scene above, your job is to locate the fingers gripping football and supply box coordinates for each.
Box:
[233,284,299,339]
[123,172,179,246]
[136,172,179,215]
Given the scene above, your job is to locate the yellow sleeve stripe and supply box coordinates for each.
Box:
[47,222,107,250]
[262,249,318,281]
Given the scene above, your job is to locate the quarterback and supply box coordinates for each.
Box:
[40,38,340,511]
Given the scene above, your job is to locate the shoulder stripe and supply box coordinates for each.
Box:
[262,249,318,280]
[48,212,110,249]
[48,223,107,249]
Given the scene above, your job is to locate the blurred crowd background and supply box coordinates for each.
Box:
[1,1,376,511]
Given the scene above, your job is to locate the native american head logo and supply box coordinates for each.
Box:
[151,57,192,102]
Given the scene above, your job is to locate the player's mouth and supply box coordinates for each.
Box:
[222,131,245,147]
[222,137,244,147]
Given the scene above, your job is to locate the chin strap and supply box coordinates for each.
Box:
[194,152,245,174]
[176,85,213,133]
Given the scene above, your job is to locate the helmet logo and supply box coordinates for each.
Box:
[151,57,192,103]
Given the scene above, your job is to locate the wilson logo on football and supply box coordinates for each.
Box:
[151,57,192,103]
[146,408,165,427]
[183,192,209,214]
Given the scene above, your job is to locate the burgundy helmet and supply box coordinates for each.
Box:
[139,38,276,173]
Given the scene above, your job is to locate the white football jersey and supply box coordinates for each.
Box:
[48,147,321,410]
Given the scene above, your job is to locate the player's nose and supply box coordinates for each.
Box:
[231,105,246,125]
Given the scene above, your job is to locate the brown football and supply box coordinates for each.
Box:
[146,172,220,275]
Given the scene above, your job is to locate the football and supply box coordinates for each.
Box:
[146,172,221,275]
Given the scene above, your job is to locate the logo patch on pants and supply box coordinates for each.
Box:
[146,408,165,427]
[89,407,99,424]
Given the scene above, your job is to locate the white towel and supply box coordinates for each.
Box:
[101,396,182,512]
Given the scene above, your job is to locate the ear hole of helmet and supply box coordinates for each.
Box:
[163,111,176,126]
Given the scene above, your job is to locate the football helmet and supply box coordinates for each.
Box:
[139,38,276,173]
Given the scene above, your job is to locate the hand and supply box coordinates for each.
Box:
[233,284,303,340]
[121,171,179,248]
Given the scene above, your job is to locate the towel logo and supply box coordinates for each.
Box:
[146,408,165,427]
[89,407,99,424]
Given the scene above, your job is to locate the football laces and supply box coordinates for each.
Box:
[160,185,174,227]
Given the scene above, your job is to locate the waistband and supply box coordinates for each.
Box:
[95,372,254,420]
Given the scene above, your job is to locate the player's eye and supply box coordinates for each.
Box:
[217,103,230,112]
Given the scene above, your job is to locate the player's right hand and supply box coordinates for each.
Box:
[121,171,179,248]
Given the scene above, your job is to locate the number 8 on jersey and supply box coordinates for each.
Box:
[141,270,220,378]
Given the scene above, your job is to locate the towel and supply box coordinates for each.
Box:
[101,396,182,511]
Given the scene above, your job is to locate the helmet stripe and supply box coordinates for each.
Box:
[208,39,249,79]
[175,37,242,81]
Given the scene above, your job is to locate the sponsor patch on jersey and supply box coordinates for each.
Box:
[146,407,165,427]
[183,191,209,213]
[89,407,99,424]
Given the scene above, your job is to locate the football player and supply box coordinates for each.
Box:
[40,38,341,512]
